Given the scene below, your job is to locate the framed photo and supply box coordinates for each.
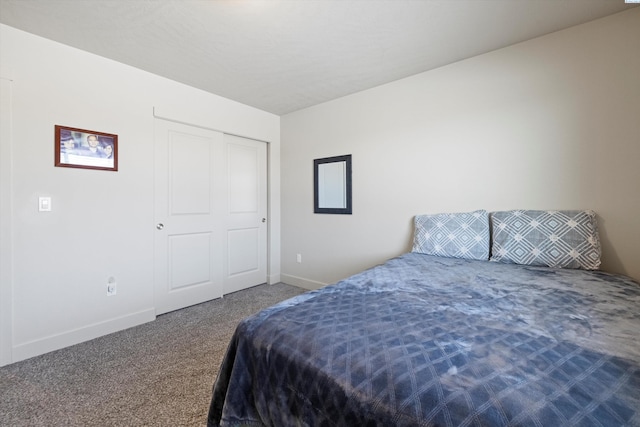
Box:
[54,125,118,171]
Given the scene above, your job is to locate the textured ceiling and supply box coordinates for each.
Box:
[0,0,636,115]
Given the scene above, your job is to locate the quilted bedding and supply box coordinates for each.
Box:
[208,253,640,426]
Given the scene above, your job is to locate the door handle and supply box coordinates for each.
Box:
[156,223,164,230]
[261,218,266,223]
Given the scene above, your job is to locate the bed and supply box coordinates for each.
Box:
[207,210,640,426]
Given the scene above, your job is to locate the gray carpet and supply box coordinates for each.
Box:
[0,283,306,426]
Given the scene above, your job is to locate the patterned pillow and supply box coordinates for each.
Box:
[490,210,601,270]
[412,210,490,260]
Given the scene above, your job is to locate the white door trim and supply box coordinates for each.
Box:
[152,107,271,144]
[0,76,14,366]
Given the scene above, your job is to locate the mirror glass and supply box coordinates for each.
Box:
[314,154,352,214]
[318,161,346,209]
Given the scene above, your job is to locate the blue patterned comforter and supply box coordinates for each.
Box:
[208,253,640,426]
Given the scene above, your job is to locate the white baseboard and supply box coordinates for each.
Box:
[11,309,156,364]
[280,274,327,291]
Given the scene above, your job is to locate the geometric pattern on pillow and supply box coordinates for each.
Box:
[412,210,490,261]
[490,210,601,270]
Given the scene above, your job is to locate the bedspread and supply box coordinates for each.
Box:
[208,253,640,426]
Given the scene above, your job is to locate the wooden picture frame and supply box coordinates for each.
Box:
[54,125,118,171]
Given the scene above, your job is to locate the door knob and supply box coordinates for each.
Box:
[261,218,266,223]
[156,223,164,230]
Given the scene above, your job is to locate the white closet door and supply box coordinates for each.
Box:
[223,134,268,294]
[154,119,225,315]
[154,120,269,314]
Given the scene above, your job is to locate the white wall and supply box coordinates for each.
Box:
[0,24,280,365]
[281,9,640,289]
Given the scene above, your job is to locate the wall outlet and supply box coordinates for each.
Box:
[107,276,117,296]
[296,253,302,263]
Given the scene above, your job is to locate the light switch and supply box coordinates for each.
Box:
[39,197,52,212]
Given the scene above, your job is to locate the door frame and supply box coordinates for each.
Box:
[0,76,14,366]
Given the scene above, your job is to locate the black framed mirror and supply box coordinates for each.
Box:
[314,154,352,214]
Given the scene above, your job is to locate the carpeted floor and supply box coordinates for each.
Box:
[0,282,306,427]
